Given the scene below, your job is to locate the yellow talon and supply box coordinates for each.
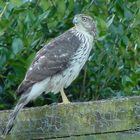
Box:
[60,89,70,104]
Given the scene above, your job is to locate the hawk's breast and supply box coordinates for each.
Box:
[49,29,94,93]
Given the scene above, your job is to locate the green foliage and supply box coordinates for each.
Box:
[0,0,140,109]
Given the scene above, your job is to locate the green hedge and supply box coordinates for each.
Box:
[0,0,140,109]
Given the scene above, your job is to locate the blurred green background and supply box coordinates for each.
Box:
[0,0,140,110]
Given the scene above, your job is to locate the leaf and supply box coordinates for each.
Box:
[97,18,107,32]
[107,14,115,27]
[122,75,132,85]
[26,51,36,68]
[12,7,27,14]
[122,35,129,46]
[0,86,3,94]
[124,7,133,21]
[117,24,124,35]
[0,19,9,29]
[12,38,23,54]
[0,54,6,67]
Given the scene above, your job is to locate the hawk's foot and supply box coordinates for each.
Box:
[62,96,70,104]
[60,89,70,104]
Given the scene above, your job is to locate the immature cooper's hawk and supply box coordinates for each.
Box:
[2,14,96,137]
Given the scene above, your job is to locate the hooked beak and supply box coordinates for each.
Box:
[73,17,78,24]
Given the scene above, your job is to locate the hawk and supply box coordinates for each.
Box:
[2,14,96,137]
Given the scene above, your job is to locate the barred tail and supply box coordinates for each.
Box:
[1,94,29,138]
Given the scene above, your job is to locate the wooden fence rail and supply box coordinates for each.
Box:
[0,96,140,140]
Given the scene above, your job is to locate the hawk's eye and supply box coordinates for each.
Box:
[82,17,87,22]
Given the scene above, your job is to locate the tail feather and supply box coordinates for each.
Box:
[1,94,29,138]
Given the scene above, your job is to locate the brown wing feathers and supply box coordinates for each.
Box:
[16,30,81,96]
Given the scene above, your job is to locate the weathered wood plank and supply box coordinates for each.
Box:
[0,96,140,139]
[50,133,140,140]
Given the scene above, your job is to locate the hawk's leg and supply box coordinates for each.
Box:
[60,89,70,104]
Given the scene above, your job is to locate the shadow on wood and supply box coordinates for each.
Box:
[0,96,140,139]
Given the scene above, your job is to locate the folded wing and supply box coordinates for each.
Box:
[16,30,81,95]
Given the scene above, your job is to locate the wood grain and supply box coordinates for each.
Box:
[0,96,140,140]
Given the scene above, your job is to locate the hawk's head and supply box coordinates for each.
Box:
[73,14,96,36]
